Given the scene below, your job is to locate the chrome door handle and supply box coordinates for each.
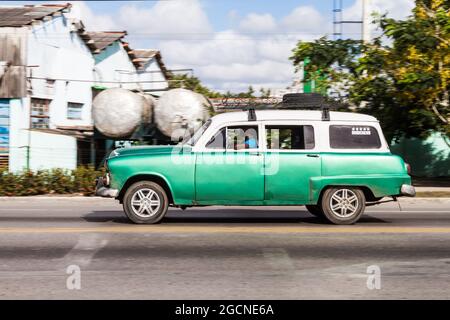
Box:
[307,154,319,158]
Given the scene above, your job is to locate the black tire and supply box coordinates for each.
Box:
[305,205,324,218]
[320,187,365,225]
[123,181,169,224]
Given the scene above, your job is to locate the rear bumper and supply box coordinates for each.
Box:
[400,184,416,197]
[95,176,119,198]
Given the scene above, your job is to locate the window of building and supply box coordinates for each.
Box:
[67,102,83,120]
[30,98,50,129]
[329,125,381,149]
[266,125,315,150]
[0,99,10,170]
[205,125,259,150]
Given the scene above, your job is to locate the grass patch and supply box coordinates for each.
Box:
[416,191,450,198]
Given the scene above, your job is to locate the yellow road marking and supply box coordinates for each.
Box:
[0,226,450,234]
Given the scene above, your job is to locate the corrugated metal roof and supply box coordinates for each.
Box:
[83,31,127,52]
[130,49,169,79]
[0,4,71,27]
[131,49,158,66]
[132,49,159,59]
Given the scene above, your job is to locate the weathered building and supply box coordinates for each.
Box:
[80,32,169,95]
[0,4,94,172]
[132,49,169,96]
[0,3,170,172]
[78,31,170,165]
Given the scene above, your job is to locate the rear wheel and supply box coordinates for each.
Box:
[123,181,169,224]
[305,205,324,218]
[320,187,365,225]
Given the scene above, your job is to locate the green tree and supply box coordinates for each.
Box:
[168,73,223,98]
[290,0,450,143]
[260,87,272,98]
[168,74,267,99]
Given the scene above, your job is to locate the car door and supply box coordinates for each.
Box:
[195,123,264,203]
[263,122,321,202]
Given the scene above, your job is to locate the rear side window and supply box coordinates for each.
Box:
[266,125,315,150]
[329,125,381,149]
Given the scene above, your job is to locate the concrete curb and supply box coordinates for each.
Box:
[0,196,106,200]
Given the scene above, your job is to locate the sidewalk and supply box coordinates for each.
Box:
[415,186,450,197]
[411,177,450,197]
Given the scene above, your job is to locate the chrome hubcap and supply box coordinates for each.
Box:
[329,189,358,218]
[131,188,161,217]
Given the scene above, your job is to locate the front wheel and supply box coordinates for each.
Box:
[320,187,365,225]
[123,181,169,224]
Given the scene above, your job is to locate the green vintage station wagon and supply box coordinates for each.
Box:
[96,108,415,225]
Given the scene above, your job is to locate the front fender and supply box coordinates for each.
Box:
[108,153,195,205]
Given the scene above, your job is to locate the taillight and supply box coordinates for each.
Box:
[405,163,411,175]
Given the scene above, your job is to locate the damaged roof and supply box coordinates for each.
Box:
[82,31,127,52]
[81,34,169,79]
[131,49,159,65]
[131,49,169,79]
[0,3,71,27]
[0,3,170,81]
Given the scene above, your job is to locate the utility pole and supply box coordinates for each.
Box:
[362,0,371,43]
[333,0,370,42]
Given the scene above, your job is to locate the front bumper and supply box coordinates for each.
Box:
[400,184,416,197]
[95,176,119,198]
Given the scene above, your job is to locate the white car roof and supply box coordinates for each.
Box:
[211,110,378,125]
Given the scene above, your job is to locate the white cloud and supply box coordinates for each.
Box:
[69,0,416,93]
[68,0,328,92]
[117,0,212,35]
[281,6,330,34]
[343,0,415,21]
[342,0,415,38]
[157,29,298,92]
[149,3,328,92]
[239,13,277,33]
[159,30,262,66]
[68,2,117,31]
[200,60,293,83]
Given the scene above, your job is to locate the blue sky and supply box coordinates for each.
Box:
[70,0,335,31]
[2,0,338,33]
[1,0,415,93]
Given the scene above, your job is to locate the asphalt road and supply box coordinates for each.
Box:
[0,197,450,299]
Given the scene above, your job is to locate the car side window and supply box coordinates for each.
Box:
[205,127,226,149]
[205,125,259,150]
[329,125,381,149]
[266,125,315,150]
[226,126,258,150]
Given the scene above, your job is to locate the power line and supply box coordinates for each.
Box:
[28,76,181,84]
[0,32,364,39]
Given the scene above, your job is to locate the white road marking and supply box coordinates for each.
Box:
[60,234,108,268]
[262,248,295,271]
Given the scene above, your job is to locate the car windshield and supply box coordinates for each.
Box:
[181,119,212,146]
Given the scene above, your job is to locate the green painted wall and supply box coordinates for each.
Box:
[390,133,450,177]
